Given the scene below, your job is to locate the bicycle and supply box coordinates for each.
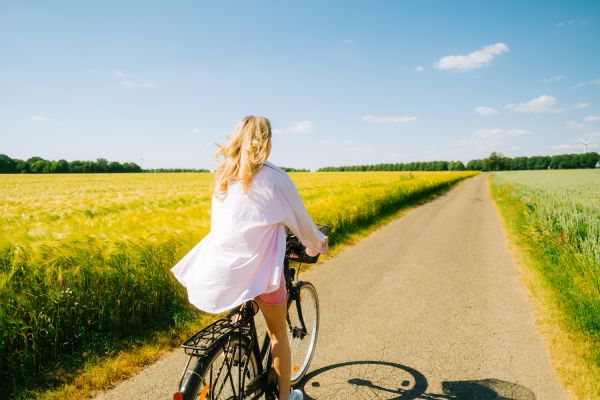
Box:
[173,224,330,400]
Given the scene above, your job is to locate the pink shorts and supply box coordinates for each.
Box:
[256,274,287,305]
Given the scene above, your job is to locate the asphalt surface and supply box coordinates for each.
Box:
[95,174,568,400]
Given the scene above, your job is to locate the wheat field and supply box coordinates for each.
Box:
[490,170,600,398]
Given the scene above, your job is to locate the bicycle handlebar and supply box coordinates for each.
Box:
[285,224,330,264]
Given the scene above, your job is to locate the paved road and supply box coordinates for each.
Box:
[96,174,568,400]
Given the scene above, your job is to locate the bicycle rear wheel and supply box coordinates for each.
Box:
[288,281,319,385]
[180,335,259,400]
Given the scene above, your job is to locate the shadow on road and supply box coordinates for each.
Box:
[298,360,536,400]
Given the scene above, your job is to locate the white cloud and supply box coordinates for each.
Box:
[273,120,314,134]
[112,69,128,78]
[573,102,589,109]
[584,115,600,122]
[454,128,529,146]
[31,115,53,123]
[555,18,586,28]
[343,39,353,44]
[192,128,202,133]
[319,140,333,145]
[362,115,417,124]
[434,42,509,72]
[415,66,424,72]
[473,128,529,139]
[573,78,600,88]
[342,146,374,152]
[475,106,498,116]
[119,80,156,89]
[506,95,559,113]
[111,68,156,89]
[542,75,564,83]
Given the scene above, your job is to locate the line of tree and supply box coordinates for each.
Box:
[317,152,600,172]
[4,151,598,174]
[466,152,600,171]
[318,160,466,172]
[0,155,142,173]
[144,168,210,173]
[280,167,310,172]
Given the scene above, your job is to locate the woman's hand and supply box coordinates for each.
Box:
[305,236,328,257]
[321,236,329,252]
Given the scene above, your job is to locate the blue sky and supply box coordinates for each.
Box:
[1,1,600,170]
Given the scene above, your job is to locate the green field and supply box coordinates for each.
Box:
[0,171,476,397]
[490,170,600,399]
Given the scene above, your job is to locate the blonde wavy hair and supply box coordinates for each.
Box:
[214,115,272,195]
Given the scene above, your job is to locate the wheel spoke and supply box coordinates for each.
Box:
[195,338,257,400]
[222,345,238,397]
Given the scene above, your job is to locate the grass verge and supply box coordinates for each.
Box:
[28,312,220,400]
[488,175,600,400]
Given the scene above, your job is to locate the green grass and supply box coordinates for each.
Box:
[489,170,600,399]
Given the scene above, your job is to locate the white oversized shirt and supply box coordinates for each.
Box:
[171,161,326,314]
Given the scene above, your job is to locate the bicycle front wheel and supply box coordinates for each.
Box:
[288,281,319,385]
[180,334,259,400]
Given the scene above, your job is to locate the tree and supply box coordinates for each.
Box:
[56,159,70,173]
[69,161,86,173]
[511,157,527,170]
[95,158,109,172]
[122,162,142,172]
[483,152,505,171]
[448,161,465,171]
[27,157,49,173]
[580,152,600,168]
[466,159,484,170]
[107,161,123,172]
[15,159,27,173]
[0,154,16,173]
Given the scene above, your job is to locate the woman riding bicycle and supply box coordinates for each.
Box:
[171,115,328,400]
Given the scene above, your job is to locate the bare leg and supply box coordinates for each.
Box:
[256,298,290,400]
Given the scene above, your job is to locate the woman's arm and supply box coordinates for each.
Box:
[274,176,328,254]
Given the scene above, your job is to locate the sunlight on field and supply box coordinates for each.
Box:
[0,173,214,252]
[0,171,475,253]
[0,170,475,397]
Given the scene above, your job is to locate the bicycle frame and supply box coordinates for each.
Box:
[176,257,312,400]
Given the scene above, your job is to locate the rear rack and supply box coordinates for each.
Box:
[181,302,258,357]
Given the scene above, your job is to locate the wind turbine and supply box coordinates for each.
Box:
[580,136,591,153]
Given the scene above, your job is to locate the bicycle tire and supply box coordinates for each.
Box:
[179,334,259,400]
[288,281,319,385]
